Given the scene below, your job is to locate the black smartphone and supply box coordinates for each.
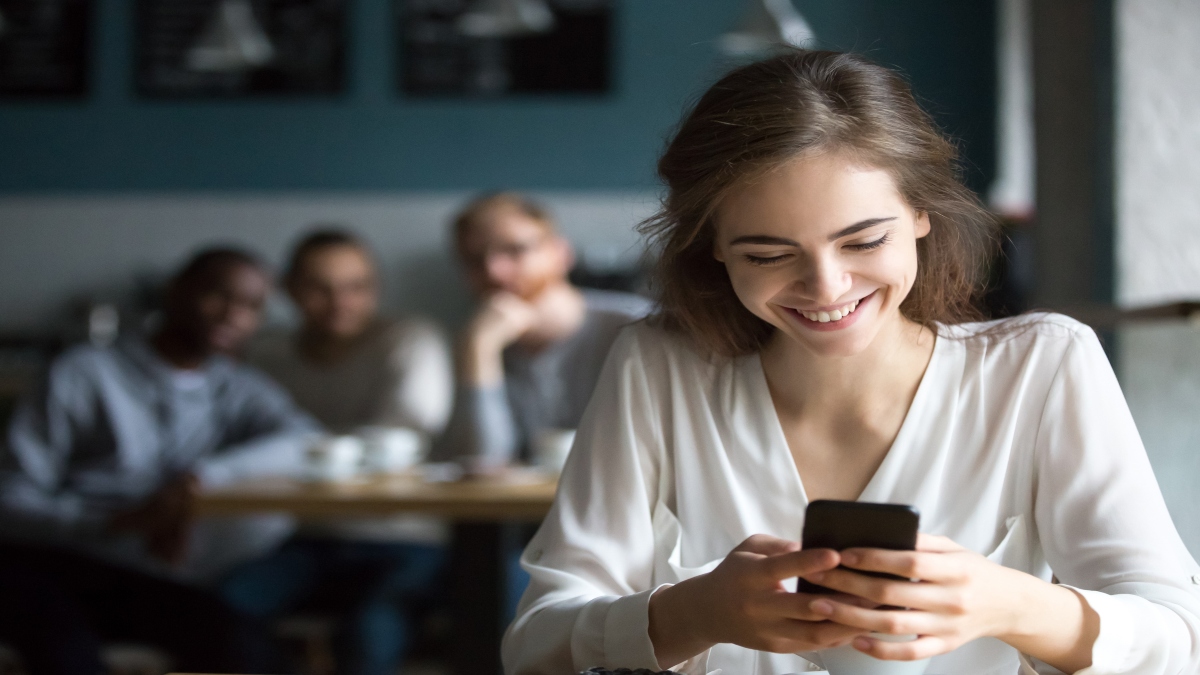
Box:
[796,499,920,594]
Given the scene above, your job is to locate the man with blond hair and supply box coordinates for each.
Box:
[439,192,652,470]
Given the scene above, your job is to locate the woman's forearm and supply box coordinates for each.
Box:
[1000,577,1100,673]
[647,580,718,668]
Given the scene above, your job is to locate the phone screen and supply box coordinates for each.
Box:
[796,499,920,594]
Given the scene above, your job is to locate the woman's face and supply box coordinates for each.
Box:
[714,151,930,358]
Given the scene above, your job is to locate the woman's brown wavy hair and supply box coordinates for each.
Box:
[640,50,1000,357]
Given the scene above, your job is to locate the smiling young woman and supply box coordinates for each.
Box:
[500,51,1200,675]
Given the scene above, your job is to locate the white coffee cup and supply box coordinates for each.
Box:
[304,435,364,482]
[532,428,576,473]
[358,426,425,473]
[819,633,930,675]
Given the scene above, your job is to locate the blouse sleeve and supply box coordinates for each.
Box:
[501,328,669,675]
[1032,325,1200,674]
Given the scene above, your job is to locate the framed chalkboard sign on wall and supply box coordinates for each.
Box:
[136,0,346,97]
[0,0,90,98]
[400,0,611,96]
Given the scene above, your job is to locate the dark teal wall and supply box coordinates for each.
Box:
[0,0,994,193]
[803,0,997,192]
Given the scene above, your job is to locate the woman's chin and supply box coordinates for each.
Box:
[769,308,880,358]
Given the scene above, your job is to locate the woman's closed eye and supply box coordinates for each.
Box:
[742,253,794,266]
[845,232,892,252]
[738,230,894,264]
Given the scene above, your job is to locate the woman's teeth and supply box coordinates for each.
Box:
[799,299,860,323]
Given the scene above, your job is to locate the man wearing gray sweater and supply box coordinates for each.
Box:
[437,192,652,468]
[435,194,651,625]
[0,248,317,675]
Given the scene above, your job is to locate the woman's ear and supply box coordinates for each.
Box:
[914,211,932,239]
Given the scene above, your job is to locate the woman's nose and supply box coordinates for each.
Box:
[796,255,852,305]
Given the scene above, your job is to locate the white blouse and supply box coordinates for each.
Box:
[502,314,1200,675]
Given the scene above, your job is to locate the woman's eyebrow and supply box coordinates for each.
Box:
[828,217,897,241]
[728,235,799,246]
[728,217,897,247]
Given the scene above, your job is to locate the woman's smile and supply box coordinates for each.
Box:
[781,291,875,331]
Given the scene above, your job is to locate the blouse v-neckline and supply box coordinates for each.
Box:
[748,331,944,506]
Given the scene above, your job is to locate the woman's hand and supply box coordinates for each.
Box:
[798,534,1099,673]
[648,534,869,668]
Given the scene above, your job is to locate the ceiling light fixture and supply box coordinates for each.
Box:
[457,0,555,38]
[185,0,275,73]
[719,0,815,57]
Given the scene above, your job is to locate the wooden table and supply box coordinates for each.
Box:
[197,471,557,521]
[197,470,558,675]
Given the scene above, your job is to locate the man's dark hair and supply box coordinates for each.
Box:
[174,247,267,289]
[283,227,370,284]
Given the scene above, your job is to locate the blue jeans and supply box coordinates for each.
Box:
[220,538,445,675]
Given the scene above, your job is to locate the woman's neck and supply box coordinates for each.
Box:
[760,315,937,502]
[760,315,936,422]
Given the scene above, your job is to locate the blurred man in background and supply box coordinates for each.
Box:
[251,229,452,435]
[438,192,651,468]
[225,229,453,675]
[0,248,317,675]
[435,193,651,617]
